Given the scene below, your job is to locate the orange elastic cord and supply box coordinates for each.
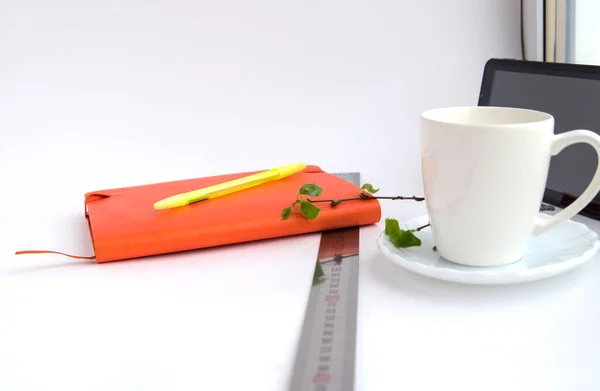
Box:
[15,250,96,260]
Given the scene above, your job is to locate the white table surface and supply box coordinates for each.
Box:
[1,137,600,391]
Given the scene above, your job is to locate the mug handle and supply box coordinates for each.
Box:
[532,129,600,236]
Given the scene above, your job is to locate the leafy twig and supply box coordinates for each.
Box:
[308,194,425,207]
[281,183,324,220]
[385,218,422,248]
[412,223,430,232]
[281,182,423,219]
[282,182,557,252]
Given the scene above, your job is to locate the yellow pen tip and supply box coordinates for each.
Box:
[153,197,187,211]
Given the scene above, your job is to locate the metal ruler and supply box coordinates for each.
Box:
[289,172,361,391]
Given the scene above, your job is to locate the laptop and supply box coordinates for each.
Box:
[478,58,600,220]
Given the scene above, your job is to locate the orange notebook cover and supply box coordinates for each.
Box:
[83,165,381,263]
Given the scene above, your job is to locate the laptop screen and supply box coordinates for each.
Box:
[480,63,600,218]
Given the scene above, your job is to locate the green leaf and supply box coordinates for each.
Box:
[281,207,292,219]
[312,261,326,285]
[389,229,422,248]
[384,218,422,248]
[361,183,379,193]
[300,200,321,220]
[385,218,400,235]
[299,183,323,197]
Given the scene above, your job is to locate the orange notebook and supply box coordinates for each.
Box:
[81,165,381,263]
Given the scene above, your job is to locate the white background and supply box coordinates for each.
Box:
[4,1,599,391]
[574,0,600,66]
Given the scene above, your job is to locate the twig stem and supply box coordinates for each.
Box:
[308,195,425,204]
[411,223,430,232]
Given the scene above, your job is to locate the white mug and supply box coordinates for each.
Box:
[420,106,600,267]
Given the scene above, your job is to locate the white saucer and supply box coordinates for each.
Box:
[376,214,600,285]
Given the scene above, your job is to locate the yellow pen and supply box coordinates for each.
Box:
[153,162,307,210]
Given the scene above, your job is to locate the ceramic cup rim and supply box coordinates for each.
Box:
[421,106,554,128]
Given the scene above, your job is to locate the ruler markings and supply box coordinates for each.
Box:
[289,172,361,391]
